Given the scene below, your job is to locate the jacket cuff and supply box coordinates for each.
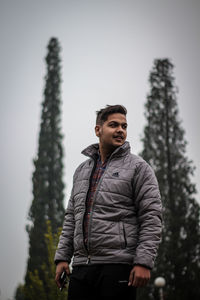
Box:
[55,259,67,265]
[133,254,154,270]
[133,263,152,270]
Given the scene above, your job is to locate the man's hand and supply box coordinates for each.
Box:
[128,265,150,287]
[55,261,70,288]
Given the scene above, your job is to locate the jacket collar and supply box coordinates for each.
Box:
[81,141,131,160]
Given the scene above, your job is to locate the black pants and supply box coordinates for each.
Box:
[68,264,137,300]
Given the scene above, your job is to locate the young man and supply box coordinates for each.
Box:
[55,105,162,300]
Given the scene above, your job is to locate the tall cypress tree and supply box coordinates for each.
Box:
[25,37,65,291]
[139,59,200,300]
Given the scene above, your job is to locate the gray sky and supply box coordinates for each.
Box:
[0,0,200,299]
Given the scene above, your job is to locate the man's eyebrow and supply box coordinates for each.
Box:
[108,121,128,125]
[108,121,120,125]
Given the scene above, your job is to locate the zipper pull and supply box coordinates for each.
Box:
[86,255,91,264]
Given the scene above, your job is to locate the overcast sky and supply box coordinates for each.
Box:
[0,0,200,299]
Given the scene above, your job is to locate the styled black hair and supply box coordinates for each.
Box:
[96,105,127,125]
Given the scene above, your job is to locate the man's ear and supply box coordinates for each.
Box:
[95,125,101,137]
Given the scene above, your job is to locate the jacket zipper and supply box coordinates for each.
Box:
[81,159,97,264]
[82,149,120,264]
[86,156,113,255]
[86,255,91,264]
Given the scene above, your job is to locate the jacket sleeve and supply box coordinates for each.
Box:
[133,161,162,269]
[54,192,75,265]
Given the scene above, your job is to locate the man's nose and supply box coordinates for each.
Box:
[116,126,124,133]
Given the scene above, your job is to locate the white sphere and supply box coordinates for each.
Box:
[154,277,166,287]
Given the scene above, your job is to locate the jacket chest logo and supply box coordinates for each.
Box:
[112,172,119,177]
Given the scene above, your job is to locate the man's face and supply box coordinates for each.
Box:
[95,113,127,151]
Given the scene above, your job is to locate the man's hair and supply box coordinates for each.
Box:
[96,105,127,125]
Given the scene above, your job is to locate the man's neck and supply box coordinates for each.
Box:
[99,145,115,163]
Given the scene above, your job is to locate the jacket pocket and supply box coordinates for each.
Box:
[119,222,127,249]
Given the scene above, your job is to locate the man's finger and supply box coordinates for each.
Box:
[128,269,134,286]
[55,272,62,288]
[133,276,145,287]
[130,265,151,287]
[64,264,70,275]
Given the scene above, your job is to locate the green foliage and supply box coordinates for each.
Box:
[14,284,25,300]
[15,37,65,300]
[26,37,65,277]
[25,270,46,300]
[16,221,68,300]
[139,59,200,300]
[41,220,68,300]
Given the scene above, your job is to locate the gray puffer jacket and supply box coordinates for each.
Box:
[55,142,162,269]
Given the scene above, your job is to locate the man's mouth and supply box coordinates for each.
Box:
[113,136,124,141]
